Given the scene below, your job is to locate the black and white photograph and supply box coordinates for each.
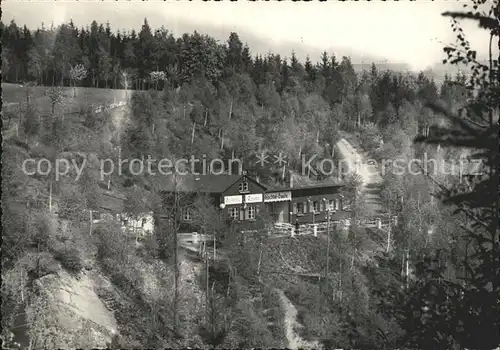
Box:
[1,0,499,349]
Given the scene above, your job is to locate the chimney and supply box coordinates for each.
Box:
[289,172,294,188]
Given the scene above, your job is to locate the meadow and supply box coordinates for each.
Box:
[2,83,130,116]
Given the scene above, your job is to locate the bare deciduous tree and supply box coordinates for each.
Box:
[69,64,88,98]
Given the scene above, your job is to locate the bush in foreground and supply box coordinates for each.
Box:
[53,246,84,274]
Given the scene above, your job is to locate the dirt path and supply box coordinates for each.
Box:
[275,289,321,350]
[336,138,385,217]
[177,249,206,326]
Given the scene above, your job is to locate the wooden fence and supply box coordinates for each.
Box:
[176,215,398,242]
[177,232,214,244]
[270,215,398,238]
[271,221,345,237]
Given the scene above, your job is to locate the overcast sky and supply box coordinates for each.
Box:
[2,1,491,71]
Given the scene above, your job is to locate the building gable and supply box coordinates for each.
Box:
[223,174,267,196]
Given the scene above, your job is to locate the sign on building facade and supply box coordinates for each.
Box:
[264,191,292,202]
[245,193,263,203]
[224,195,243,205]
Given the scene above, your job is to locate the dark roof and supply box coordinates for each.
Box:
[96,186,126,213]
[98,193,125,213]
[290,182,344,191]
[145,173,243,194]
[266,180,344,192]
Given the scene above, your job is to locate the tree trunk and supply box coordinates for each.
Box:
[401,251,405,279]
[229,99,233,120]
[49,182,52,212]
[339,260,343,302]
[173,190,180,335]
[205,245,209,322]
[405,249,409,289]
[257,241,263,275]
[89,210,93,236]
[325,214,330,295]
[214,235,217,261]
[386,219,391,252]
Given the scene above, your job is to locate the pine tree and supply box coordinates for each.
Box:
[304,55,315,82]
[226,32,243,75]
[317,51,328,77]
[241,44,252,72]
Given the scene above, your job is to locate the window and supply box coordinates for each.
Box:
[246,206,256,220]
[296,202,304,214]
[239,181,249,193]
[142,218,147,227]
[313,201,320,212]
[182,208,192,221]
[328,199,336,211]
[229,207,239,220]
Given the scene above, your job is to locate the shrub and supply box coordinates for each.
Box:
[57,188,88,221]
[81,104,104,130]
[140,234,159,260]
[27,212,57,251]
[359,122,383,152]
[53,246,84,274]
[3,109,17,125]
[94,220,135,264]
[24,252,60,279]
[22,107,41,138]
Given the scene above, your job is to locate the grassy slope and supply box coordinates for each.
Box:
[2,83,130,116]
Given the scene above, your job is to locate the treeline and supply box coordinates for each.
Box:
[2,18,463,110]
